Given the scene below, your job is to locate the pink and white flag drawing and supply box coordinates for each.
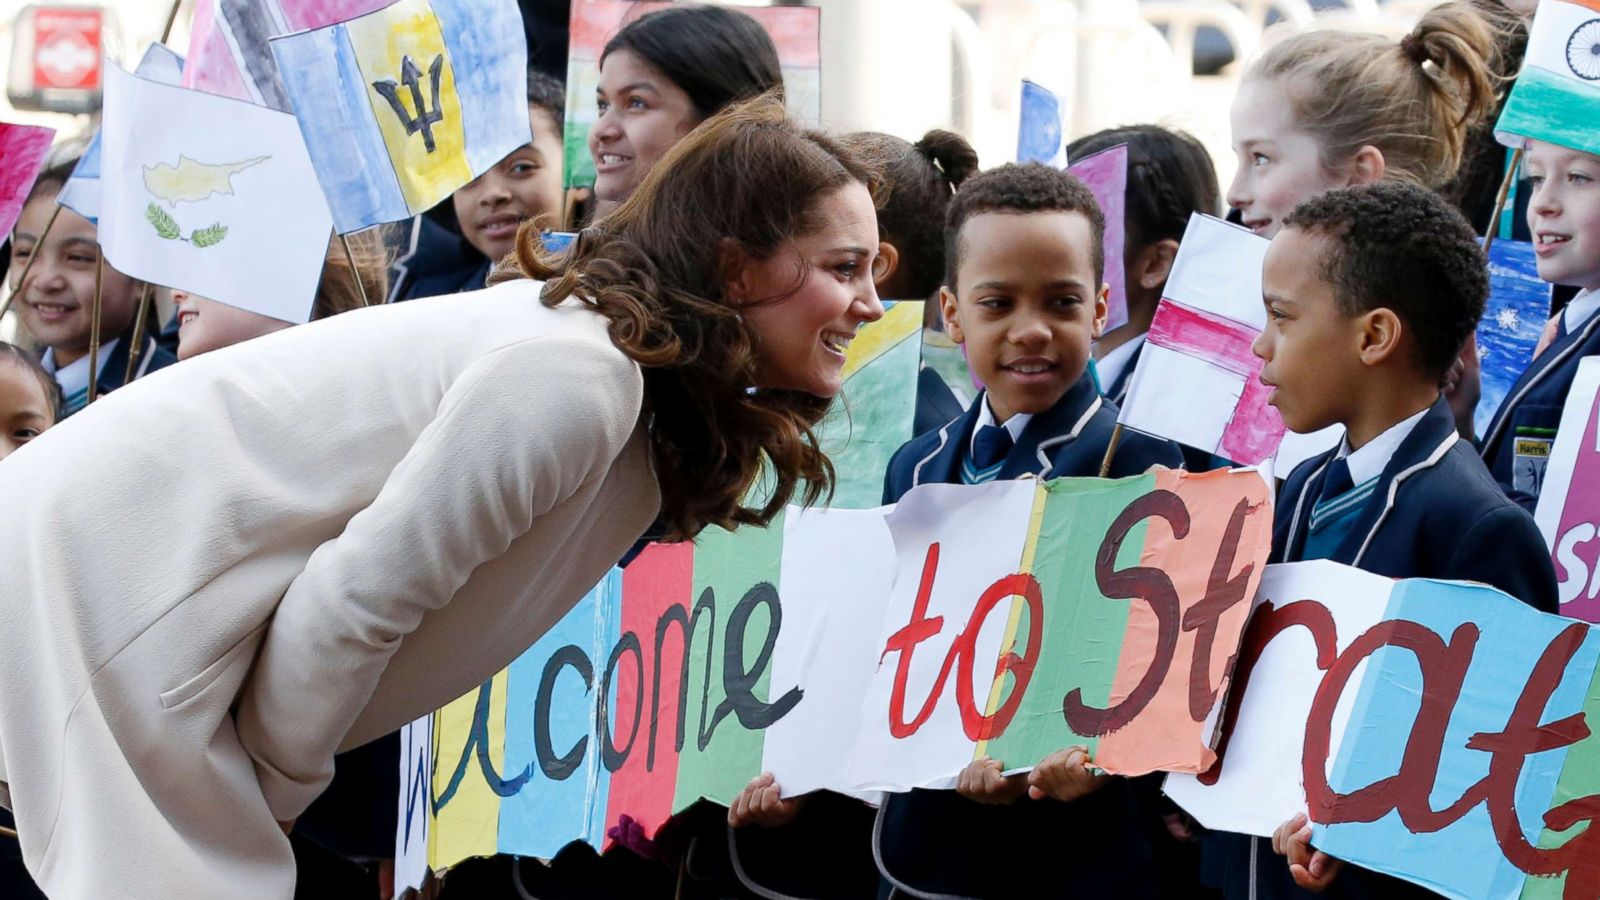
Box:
[183,0,394,110]
[1118,214,1339,476]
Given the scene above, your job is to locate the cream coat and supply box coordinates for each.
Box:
[0,281,660,898]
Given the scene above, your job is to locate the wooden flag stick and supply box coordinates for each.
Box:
[1098,422,1125,477]
[0,823,16,839]
[160,0,185,44]
[0,204,62,322]
[123,283,155,385]
[1482,147,1523,258]
[87,251,105,404]
[341,232,372,306]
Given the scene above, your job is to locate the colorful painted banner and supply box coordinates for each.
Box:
[58,43,185,225]
[270,0,531,232]
[1117,213,1340,476]
[1016,79,1065,167]
[1478,240,1555,437]
[562,0,821,189]
[396,467,1274,882]
[1536,357,1600,622]
[97,62,333,324]
[0,123,54,240]
[1170,560,1600,900]
[1068,144,1130,333]
[183,0,395,110]
[1496,0,1600,157]
[816,300,923,508]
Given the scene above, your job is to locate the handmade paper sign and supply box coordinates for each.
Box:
[398,468,1274,882]
[1476,240,1553,437]
[563,0,820,189]
[97,63,333,324]
[1068,145,1130,332]
[1496,0,1600,157]
[815,300,923,508]
[1117,213,1340,476]
[1016,79,1066,167]
[1535,357,1600,622]
[270,0,531,233]
[183,0,394,110]
[0,123,54,240]
[58,43,185,225]
[1169,563,1600,900]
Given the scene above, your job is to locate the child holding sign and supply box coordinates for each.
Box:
[872,163,1181,898]
[1478,140,1600,503]
[1205,183,1558,900]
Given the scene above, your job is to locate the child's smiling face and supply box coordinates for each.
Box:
[941,211,1108,424]
[8,197,141,367]
[1227,78,1349,239]
[1525,140,1600,293]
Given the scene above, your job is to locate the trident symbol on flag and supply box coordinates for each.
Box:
[373,54,446,153]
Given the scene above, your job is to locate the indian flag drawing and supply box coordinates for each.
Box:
[1497,0,1600,157]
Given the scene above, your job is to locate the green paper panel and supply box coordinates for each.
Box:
[981,475,1153,768]
[670,515,787,810]
[1521,658,1600,899]
[816,317,922,510]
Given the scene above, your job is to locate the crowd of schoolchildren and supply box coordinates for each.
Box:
[2,0,1596,897]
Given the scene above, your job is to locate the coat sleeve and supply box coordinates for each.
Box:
[1445,505,1561,614]
[235,336,643,822]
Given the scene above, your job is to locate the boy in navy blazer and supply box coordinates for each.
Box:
[1205,183,1558,900]
[873,163,1180,899]
[1479,140,1600,506]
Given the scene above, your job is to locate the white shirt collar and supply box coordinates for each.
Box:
[1336,405,1430,488]
[41,340,119,398]
[1094,334,1145,394]
[971,395,1033,457]
[1564,288,1600,332]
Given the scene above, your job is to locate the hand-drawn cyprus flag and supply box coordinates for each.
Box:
[1497,0,1600,157]
[269,0,532,234]
[98,61,334,324]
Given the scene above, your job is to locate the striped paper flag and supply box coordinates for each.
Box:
[269,0,531,233]
[1496,0,1600,156]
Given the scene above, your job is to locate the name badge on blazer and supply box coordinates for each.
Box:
[1512,428,1555,497]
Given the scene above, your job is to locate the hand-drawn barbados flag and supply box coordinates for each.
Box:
[269,0,531,233]
[1496,0,1600,157]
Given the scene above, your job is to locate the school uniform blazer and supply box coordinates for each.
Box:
[1103,339,1144,406]
[0,280,659,899]
[881,370,1183,504]
[1479,304,1600,504]
[95,320,177,397]
[1274,397,1558,612]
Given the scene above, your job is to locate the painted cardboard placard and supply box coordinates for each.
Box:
[270,0,531,232]
[562,0,820,190]
[1117,213,1340,476]
[1169,560,1600,900]
[816,300,923,509]
[1477,240,1553,437]
[97,62,333,325]
[1067,144,1130,333]
[0,123,54,240]
[1535,357,1600,622]
[396,468,1274,884]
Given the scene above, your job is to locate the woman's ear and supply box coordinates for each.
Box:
[873,241,901,289]
[1348,146,1387,187]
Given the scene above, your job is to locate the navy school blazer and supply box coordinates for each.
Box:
[1276,396,1558,612]
[82,321,176,410]
[1479,305,1600,508]
[881,370,1184,504]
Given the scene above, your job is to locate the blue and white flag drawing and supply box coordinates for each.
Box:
[1017,79,1066,167]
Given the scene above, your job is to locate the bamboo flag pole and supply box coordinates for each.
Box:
[1482,147,1523,259]
[0,204,62,322]
[160,0,185,44]
[341,232,372,306]
[87,250,105,404]
[1098,423,1126,478]
[123,283,155,385]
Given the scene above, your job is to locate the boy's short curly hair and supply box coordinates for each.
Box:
[943,162,1105,289]
[1284,182,1485,381]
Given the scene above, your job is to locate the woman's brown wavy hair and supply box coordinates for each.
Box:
[497,95,882,541]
